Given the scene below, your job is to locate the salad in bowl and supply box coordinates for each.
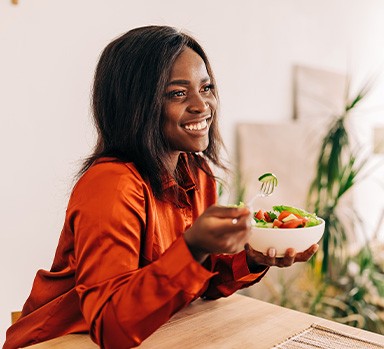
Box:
[248,205,325,256]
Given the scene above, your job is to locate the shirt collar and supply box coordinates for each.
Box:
[162,153,197,192]
[92,154,197,192]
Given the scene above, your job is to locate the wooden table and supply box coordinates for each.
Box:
[28,293,384,348]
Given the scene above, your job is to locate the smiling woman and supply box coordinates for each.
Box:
[162,47,216,169]
[3,25,318,349]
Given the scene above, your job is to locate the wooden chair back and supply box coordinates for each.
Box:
[11,311,22,324]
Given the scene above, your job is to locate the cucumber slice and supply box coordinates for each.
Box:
[258,173,278,186]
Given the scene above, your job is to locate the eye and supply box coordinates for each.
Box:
[201,83,215,93]
[166,90,186,99]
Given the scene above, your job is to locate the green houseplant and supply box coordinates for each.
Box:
[234,77,384,334]
[305,79,372,279]
[292,78,384,334]
[232,75,384,333]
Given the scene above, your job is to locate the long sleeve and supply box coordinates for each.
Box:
[69,162,216,348]
[70,160,267,348]
[77,237,215,348]
[3,156,268,349]
[201,252,269,300]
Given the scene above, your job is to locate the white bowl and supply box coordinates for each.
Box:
[247,218,325,257]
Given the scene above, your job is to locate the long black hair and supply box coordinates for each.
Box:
[79,25,226,198]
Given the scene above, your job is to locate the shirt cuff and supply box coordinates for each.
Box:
[156,236,216,295]
[232,250,269,282]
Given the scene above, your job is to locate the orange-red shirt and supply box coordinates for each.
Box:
[4,154,267,349]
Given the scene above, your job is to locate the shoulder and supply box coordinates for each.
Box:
[70,158,149,206]
[77,158,143,187]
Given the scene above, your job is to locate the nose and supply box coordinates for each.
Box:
[187,93,209,114]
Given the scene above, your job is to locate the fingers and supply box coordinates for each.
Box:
[264,248,295,267]
[218,215,251,253]
[185,205,253,256]
[228,213,251,230]
[207,205,251,219]
[245,243,320,269]
[282,248,295,267]
[206,205,251,234]
[294,244,319,262]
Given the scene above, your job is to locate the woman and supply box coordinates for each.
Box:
[4,25,317,349]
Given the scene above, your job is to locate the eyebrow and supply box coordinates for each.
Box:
[167,77,210,86]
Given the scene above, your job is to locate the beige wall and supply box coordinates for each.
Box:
[1,0,384,344]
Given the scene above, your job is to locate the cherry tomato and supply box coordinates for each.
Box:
[264,211,272,222]
[280,219,305,228]
[277,211,291,221]
[255,209,264,220]
[277,211,304,221]
[272,219,283,228]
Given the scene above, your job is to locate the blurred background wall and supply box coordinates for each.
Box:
[1,0,384,344]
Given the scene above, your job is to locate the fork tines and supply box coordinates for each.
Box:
[261,181,274,195]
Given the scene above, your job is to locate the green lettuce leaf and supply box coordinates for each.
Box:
[272,205,321,227]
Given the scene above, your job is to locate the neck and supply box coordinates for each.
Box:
[166,151,182,174]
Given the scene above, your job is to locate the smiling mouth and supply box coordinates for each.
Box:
[183,117,210,131]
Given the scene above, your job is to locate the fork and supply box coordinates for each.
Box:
[247,173,278,209]
[231,173,278,225]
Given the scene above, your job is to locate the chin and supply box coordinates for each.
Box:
[173,140,209,154]
[189,145,209,154]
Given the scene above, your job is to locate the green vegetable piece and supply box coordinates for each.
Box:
[258,173,278,186]
[272,205,321,227]
[255,221,273,228]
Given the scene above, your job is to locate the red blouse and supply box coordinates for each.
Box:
[4,154,267,349]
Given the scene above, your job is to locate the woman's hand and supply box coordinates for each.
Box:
[244,243,319,273]
[184,205,252,263]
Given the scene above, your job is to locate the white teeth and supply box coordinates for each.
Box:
[184,119,208,131]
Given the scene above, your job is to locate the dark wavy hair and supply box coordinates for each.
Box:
[79,25,226,198]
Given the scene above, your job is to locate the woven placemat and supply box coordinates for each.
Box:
[273,324,384,349]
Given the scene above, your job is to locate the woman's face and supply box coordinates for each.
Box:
[162,47,217,158]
